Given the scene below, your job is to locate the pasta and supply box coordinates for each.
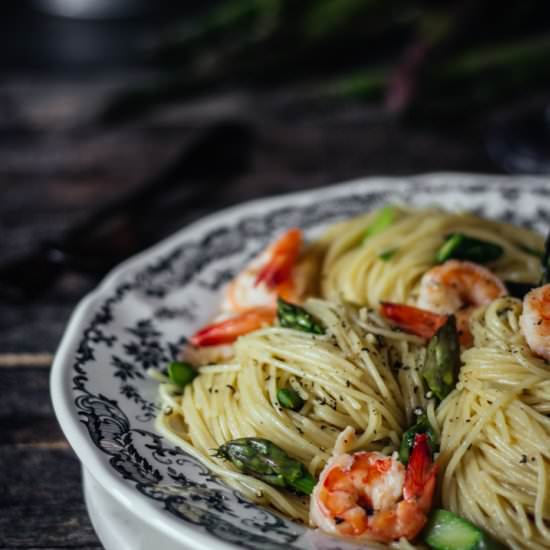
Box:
[154,206,549,549]
[438,297,550,550]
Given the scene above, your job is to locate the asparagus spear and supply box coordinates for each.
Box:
[277,388,304,411]
[421,315,460,401]
[424,509,505,550]
[362,205,396,243]
[436,233,503,264]
[216,437,315,494]
[277,297,325,334]
[399,412,439,465]
[168,361,197,387]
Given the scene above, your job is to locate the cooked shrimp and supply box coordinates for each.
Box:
[310,429,438,543]
[190,229,304,349]
[417,260,507,345]
[189,307,275,347]
[520,284,550,361]
[223,228,303,313]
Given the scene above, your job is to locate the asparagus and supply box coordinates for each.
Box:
[168,361,197,387]
[98,0,550,126]
[424,509,505,550]
[277,388,304,411]
[379,248,398,261]
[216,437,315,494]
[277,297,325,334]
[399,412,438,465]
[421,315,460,401]
[436,233,504,264]
[362,205,396,243]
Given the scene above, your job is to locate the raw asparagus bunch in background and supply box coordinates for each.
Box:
[103,0,550,125]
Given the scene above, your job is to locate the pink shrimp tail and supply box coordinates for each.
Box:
[254,228,302,289]
[403,433,438,512]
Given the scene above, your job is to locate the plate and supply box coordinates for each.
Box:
[51,174,550,550]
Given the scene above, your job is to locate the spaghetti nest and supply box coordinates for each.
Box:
[437,297,550,550]
[154,206,550,548]
[319,207,542,306]
[157,299,432,523]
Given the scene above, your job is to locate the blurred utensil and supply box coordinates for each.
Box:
[0,120,253,302]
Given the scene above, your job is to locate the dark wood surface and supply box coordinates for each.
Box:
[0,60,500,549]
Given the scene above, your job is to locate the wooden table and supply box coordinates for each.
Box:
[0,67,497,549]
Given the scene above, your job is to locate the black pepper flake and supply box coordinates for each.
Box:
[346,380,351,387]
[226,385,235,393]
[296,427,304,435]
[520,454,528,464]
[265,376,271,381]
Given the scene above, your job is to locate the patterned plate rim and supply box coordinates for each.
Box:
[50,172,549,549]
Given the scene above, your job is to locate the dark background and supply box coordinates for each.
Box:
[0,1,548,548]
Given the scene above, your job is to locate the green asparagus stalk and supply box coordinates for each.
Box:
[216,437,315,494]
[424,509,506,550]
[277,387,305,410]
[277,298,325,334]
[362,205,396,243]
[399,412,438,465]
[168,361,197,387]
[379,248,398,261]
[421,315,460,401]
[436,233,504,264]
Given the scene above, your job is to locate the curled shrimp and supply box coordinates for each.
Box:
[223,228,303,313]
[417,260,507,345]
[310,428,438,543]
[520,284,550,361]
[190,228,303,349]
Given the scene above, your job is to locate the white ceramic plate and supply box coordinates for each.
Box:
[51,174,550,550]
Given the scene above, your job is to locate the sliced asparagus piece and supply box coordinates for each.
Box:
[424,509,505,550]
[216,437,315,495]
[421,315,460,401]
[277,297,325,334]
[436,233,503,264]
[277,388,304,411]
[168,361,197,387]
[363,205,396,243]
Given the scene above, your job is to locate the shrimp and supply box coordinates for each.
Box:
[189,307,275,347]
[417,260,507,345]
[222,228,303,314]
[190,228,304,348]
[520,284,550,361]
[310,429,438,543]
